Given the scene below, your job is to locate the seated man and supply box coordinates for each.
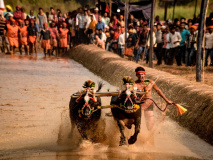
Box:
[134,67,173,131]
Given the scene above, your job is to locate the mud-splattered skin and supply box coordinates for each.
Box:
[111,90,141,146]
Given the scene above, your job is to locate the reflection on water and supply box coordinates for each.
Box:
[0,54,213,160]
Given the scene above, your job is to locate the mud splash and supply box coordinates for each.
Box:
[0,54,213,160]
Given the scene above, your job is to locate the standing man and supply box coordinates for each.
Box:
[155,23,163,65]
[59,22,69,56]
[96,15,105,32]
[135,24,149,63]
[76,8,85,44]
[102,12,110,27]
[36,8,47,34]
[117,27,127,57]
[18,20,28,55]
[186,25,198,66]
[179,22,190,64]
[204,26,213,66]
[27,9,35,20]
[85,15,97,44]
[168,26,182,65]
[27,19,38,56]
[13,5,24,23]
[134,67,173,132]
[94,8,99,22]
[6,18,19,54]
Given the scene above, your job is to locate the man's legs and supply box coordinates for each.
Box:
[175,47,181,66]
[136,46,143,63]
[205,49,210,66]
[156,43,162,65]
[210,49,213,66]
[144,110,155,131]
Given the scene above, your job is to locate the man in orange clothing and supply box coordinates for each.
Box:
[18,20,28,55]
[27,19,38,56]
[39,23,51,56]
[59,22,69,56]
[6,18,19,54]
[85,15,97,44]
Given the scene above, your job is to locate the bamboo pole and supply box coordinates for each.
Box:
[109,0,112,17]
[196,0,208,82]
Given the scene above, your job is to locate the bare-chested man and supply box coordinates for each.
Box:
[134,67,173,131]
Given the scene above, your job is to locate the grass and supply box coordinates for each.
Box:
[155,1,213,20]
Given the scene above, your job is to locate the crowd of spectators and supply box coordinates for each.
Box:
[0,4,213,66]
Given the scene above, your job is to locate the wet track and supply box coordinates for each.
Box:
[0,53,213,160]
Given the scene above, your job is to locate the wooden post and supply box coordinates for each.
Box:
[164,1,168,21]
[196,0,208,82]
[149,0,155,68]
[172,0,176,21]
[109,0,112,17]
[125,0,129,49]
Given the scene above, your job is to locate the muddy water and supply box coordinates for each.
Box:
[0,54,213,160]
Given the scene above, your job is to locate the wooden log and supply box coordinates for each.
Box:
[71,91,148,98]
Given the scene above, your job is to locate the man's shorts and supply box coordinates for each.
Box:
[145,103,154,111]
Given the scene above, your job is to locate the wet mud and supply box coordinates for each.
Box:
[0,54,213,160]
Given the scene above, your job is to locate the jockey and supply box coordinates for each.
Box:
[134,67,173,131]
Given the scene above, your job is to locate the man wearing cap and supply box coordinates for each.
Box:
[6,18,19,54]
[59,22,69,56]
[27,19,38,56]
[134,67,173,132]
[13,5,24,22]
[179,22,190,64]
[186,25,198,66]
[18,20,28,55]
[48,22,58,55]
[204,26,213,66]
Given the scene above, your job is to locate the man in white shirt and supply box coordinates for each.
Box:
[102,12,110,27]
[76,8,85,44]
[84,10,90,30]
[117,27,128,58]
[205,26,213,66]
[168,26,182,65]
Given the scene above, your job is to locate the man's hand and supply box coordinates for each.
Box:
[167,100,173,105]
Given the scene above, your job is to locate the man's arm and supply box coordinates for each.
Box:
[152,82,173,104]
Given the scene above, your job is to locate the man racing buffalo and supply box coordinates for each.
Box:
[134,67,173,131]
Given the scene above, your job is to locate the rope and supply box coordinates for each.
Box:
[143,98,175,112]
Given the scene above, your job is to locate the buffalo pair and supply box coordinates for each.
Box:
[69,80,145,146]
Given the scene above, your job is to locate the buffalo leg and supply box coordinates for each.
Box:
[68,120,76,138]
[128,118,141,144]
[117,120,126,146]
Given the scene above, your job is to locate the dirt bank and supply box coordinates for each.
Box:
[69,45,213,145]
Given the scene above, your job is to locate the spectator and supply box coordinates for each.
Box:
[94,7,99,22]
[27,9,36,20]
[85,15,97,44]
[6,18,19,54]
[18,20,28,55]
[21,8,27,20]
[48,22,58,55]
[155,23,163,65]
[168,26,182,65]
[59,23,69,55]
[204,26,213,66]
[27,19,38,56]
[84,10,90,31]
[4,5,13,20]
[118,15,125,27]
[0,14,8,53]
[102,12,110,27]
[118,27,127,58]
[36,8,47,33]
[48,7,58,24]
[135,24,148,63]
[96,15,105,32]
[112,15,118,30]
[13,5,24,22]
[76,8,84,44]
[124,29,136,60]
[179,22,190,64]
[186,25,198,66]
